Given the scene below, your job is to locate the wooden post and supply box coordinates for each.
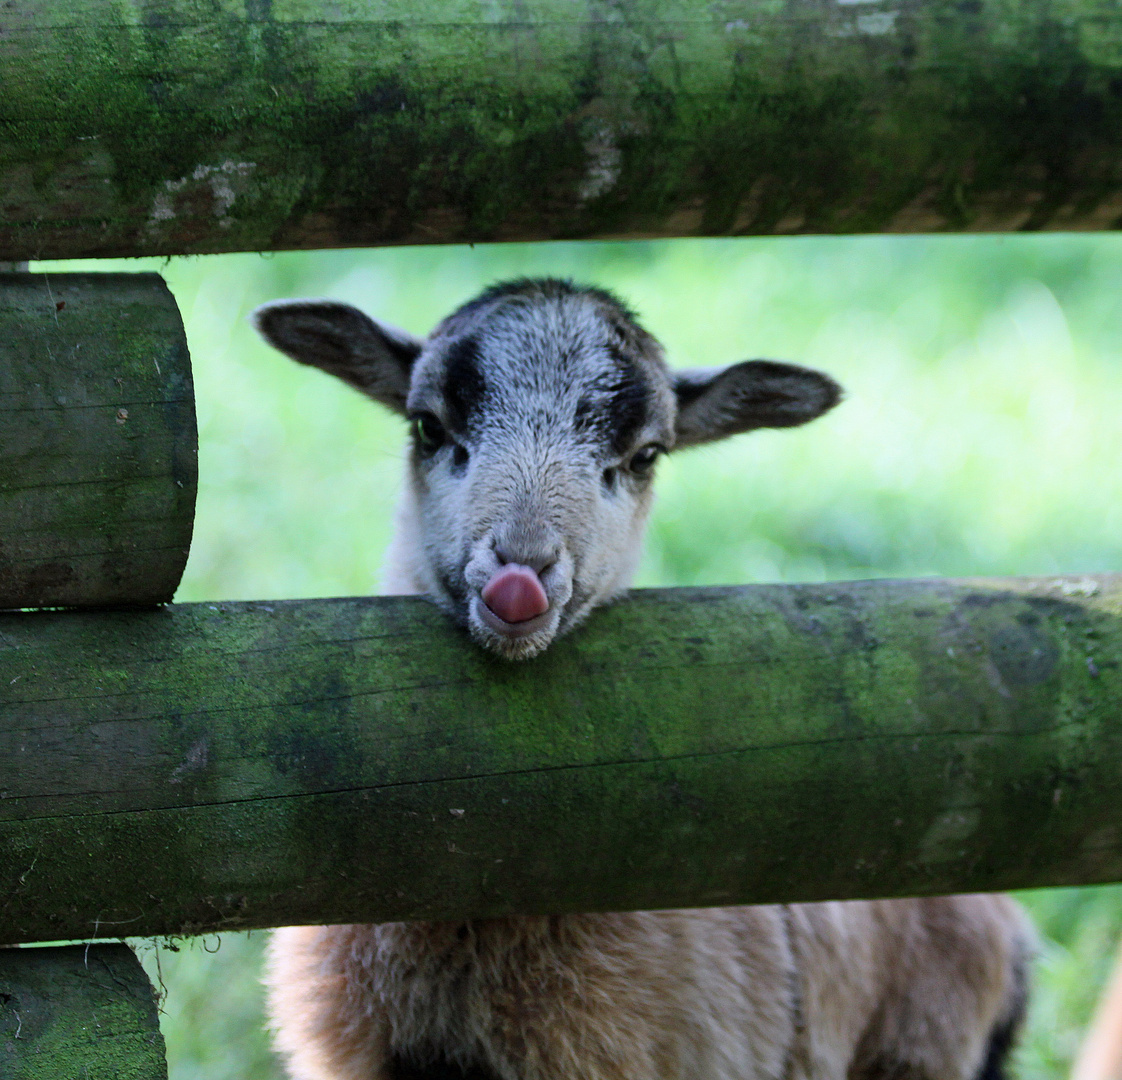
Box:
[6,0,1122,259]
[0,273,197,609]
[0,944,166,1080]
[1,575,1120,942]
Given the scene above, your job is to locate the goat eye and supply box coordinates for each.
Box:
[628,444,662,476]
[411,412,446,455]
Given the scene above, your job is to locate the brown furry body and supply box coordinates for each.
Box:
[266,897,1028,1080]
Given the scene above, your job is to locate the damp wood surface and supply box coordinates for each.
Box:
[0,944,166,1080]
[1,575,1120,943]
[5,0,1122,260]
[0,273,197,609]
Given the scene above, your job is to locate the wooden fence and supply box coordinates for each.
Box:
[5,2,1122,1077]
[7,0,1122,261]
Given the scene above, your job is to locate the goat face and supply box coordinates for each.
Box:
[255,278,841,659]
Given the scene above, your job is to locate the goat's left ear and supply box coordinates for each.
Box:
[671,360,842,449]
[252,300,422,415]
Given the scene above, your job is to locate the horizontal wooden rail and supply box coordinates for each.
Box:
[5,1,1122,260]
[2,575,1121,943]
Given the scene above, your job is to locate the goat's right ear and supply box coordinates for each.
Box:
[252,300,422,415]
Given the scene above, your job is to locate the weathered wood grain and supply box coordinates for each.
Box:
[0,945,166,1079]
[1,576,1120,943]
[5,1,1122,260]
[0,273,196,609]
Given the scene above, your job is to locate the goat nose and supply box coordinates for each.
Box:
[493,545,558,576]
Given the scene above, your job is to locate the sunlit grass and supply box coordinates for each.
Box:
[38,233,1122,1080]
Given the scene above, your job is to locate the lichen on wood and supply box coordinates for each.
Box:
[0,944,166,1080]
[1,575,1120,943]
[0,273,196,609]
[4,0,1122,260]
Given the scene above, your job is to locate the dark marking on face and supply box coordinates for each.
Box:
[443,336,487,431]
[572,348,652,457]
[573,395,597,435]
[603,349,651,457]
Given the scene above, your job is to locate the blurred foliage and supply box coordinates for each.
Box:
[36,233,1122,1079]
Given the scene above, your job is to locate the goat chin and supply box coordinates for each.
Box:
[468,607,558,660]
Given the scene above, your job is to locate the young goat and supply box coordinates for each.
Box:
[254,279,1030,1080]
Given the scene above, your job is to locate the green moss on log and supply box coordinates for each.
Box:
[4,1,1122,259]
[0,273,196,608]
[0,945,166,1080]
[1,576,1121,942]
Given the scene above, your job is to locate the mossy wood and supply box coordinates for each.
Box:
[0,944,166,1080]
[0,273,197,609]
[6,1,1122,260]
[2,576,1120,943]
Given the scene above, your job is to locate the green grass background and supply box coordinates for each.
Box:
[37,234,1122,1079]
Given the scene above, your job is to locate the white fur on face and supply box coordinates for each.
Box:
[401,283,676,660]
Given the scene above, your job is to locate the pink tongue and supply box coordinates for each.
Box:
[481,564,549,624]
